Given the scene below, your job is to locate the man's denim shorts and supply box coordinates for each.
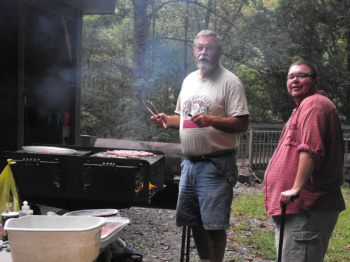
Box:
[175,151,238,230]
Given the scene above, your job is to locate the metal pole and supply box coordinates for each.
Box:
[277,203,286,262]
[277,194,300,262]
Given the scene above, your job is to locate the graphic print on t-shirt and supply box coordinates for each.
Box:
[182,95,212,129]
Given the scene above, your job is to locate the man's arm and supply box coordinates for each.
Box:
[190,114,249,133]
[151,114,180,129]
[280,151,315,205]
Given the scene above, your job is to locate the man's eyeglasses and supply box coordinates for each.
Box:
[287,73,315,80]
[195,45,217,53]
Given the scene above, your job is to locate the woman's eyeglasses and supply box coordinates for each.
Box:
[287,73,315,80]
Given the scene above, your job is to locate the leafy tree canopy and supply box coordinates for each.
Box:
[81,0,350,143]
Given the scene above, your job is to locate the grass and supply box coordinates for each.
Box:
[325,183,350,261]
[228,191,276,260]
[227,183,350,261]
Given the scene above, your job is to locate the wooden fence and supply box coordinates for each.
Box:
[236,124,350,180]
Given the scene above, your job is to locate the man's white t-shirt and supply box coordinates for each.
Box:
[175,65,249,156]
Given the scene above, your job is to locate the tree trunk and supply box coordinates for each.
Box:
[131,0,149,99]
[204,0,213,29]
[184,0,189,78]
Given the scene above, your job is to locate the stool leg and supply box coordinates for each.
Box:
[180,226,186,262]
[186,226,191,262]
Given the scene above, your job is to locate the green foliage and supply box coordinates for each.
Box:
[81,0,350,142]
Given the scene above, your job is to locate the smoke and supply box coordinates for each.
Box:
[23,6,75,125]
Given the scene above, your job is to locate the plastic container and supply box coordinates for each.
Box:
[4,215,106,262]
[62,209,130,250]
[100,217,130,249]
[19,201,33,217]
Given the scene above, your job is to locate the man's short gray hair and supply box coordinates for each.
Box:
[193,30,223,50]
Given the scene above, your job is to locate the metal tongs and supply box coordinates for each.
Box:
[139,97,167,128]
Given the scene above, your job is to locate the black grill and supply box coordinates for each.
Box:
[0,145,165,210]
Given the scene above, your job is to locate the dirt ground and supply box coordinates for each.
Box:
[117,182,275,262]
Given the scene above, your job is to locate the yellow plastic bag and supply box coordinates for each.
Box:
[0,159,20,216]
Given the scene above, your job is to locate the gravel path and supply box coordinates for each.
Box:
[118,182,275,262]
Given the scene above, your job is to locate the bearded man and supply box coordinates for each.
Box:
[151,29,249,262]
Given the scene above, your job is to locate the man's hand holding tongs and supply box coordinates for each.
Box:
[139,97,167,128]
[151,114,168,129]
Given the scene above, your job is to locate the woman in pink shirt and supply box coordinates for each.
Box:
[264,60,345,262]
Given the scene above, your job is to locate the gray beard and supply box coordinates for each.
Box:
[196,60,213,71]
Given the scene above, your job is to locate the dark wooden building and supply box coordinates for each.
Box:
[0,0,116,152]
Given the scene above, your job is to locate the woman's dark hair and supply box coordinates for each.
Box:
[289,60,318,77]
